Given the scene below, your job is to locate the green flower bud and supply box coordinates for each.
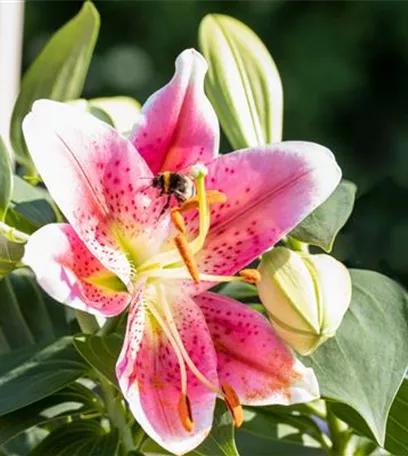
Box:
[257,247,352,355]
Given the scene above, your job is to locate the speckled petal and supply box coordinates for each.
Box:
[183,142,341,293]
[23,224,130,317]
[116,289,218,455]
[130,49,219,173]
[23,100,171,285]
[195,292,320,406]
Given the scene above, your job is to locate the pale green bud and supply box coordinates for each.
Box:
[257,247,352,355]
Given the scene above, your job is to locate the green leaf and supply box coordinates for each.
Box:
[141,402,239,456]
[332,379,408,455]
[240,406,327,449]
[0,337,89,416]
[303,269,408,446]
[0,383,102,446]
[0,268,70,354]
[291,180,357,252]
[5,176,58,234]
[218,281,258,300]
[0,234,24,279]
[28,420,119,456]
[74,333,123,388]
[199,14,283,149]
[0,138,13,220]
[10,2,100,172]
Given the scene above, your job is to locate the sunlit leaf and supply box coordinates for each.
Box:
[332,379,408,455]
[291,180,357,252]
[10,2,100,172]
[5,176,58,234]
[303,269,408,446]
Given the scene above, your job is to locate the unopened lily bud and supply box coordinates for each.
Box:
[257,247,352,355]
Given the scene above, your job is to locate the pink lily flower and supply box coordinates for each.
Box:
[22,49,341,455]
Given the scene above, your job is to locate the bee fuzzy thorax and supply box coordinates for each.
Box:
[152,172,196,203]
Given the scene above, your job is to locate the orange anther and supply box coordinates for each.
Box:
[222,383,243,428]
[239,269,261,284]
[180,190,227,213]
[174,233,200,283]
[171,208,186,234]
[178,394,194,432]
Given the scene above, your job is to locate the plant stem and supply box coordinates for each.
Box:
[75,310,135,453]
[326,402,350,455]
[0,220,30,243]
[284,235,310,253]
[99,377,135,453]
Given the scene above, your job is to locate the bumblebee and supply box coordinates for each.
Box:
[152,172,196,216]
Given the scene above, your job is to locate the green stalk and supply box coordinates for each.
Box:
[75,310,135,454]
[0,220,30,243]
[326,402,351,455]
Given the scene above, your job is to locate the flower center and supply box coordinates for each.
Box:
[134,164,260,286]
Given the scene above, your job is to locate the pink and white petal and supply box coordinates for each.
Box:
[183,141,341,292]
[130,49,219,174]
[23,224,131,317]
[116,288,218,455]
[23,100,171,284]
[195,292,319,406]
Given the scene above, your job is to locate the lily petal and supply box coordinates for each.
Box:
[131,49,219,173]
[195,292,319,405]
[185,142,341,292]
[23,224,131,317]
[116,288,218,455]
[23,100,170,284]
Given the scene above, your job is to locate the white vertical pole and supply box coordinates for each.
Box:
[0,0,24,156]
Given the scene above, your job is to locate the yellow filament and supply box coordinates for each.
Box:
[147,299,188,396]
[138,267,260,284]
[189,173,211,255]
[156,283,221,395]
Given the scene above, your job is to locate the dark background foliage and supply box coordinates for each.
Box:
[23,0,408,287]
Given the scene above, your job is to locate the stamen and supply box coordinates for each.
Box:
[239,269,261,284]
[178,394,194,432]
[180,190,227,213]
[147,299,188,396]
[174,234,200,283]
[222,383,244,428]
[156,284,221,395]
[170,208,186,234]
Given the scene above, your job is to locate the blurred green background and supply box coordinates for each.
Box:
[22,0,408,287]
